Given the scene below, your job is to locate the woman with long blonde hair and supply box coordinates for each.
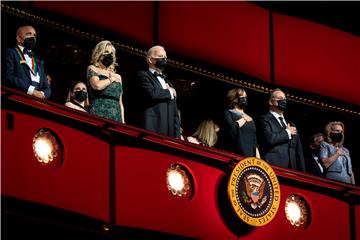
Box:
[320,121,355,184]
[187,119,219,147]
[87,40,125,123]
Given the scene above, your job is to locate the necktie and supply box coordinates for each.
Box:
[23,48,34,58]
[278,117,287,129]
[153,72,166,79]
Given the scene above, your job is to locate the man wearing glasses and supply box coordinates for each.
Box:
[137,45,180,138]
[257,88,305,172]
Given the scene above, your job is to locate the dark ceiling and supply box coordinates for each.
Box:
[253,1,360,36]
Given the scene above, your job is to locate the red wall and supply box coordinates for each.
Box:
[273,14,360,104]
[158,2,271,82]
[31,2,360,105]
[33,1,155,45]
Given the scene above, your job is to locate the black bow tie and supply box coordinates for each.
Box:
[153,72,166,79]
[23,48,34,58]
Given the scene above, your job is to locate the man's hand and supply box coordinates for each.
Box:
[287,124,297,135]
[33,90,45,99]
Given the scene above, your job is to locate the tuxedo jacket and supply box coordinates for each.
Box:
[3,47,51,99]
[305,154,324,177]
[257,112,305,171]
[137,70,180,138]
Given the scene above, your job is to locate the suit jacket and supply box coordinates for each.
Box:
[137,70,180,138]
[3,47,51,99]
[257,112,305,171]
[305,154,324,177]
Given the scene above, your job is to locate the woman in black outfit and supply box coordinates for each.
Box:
[223,88,260,158]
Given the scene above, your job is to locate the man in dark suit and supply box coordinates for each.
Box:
[305,133,325,177]
[137,45,180,138]
[257,88,305,171]
[3,25,51,99]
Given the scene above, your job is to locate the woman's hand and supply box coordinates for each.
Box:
[109,72,122,83]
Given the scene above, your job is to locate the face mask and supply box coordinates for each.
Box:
[23,37,36,50]
[237,97,247,109]
[277,99,287,111]
[329,132,343,143]
[155,58,167,71]
[74,90,87,102]
[311,145,321,156]
[101,54,114,68]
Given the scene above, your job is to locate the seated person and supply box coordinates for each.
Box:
[187,119,220,147]
[65,81,90,112]
[305,133,325,177]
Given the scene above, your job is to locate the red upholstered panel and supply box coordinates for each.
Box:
[33,2,154,45]
[158,2,271,82]
[274,14,360,105]
[2,110,109,221]
[116,146,236,239]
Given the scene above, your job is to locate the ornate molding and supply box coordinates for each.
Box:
[2,3,359,116]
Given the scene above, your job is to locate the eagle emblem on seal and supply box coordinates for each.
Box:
[242,174,267,209]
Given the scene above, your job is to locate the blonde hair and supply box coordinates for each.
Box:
[90,40,117,72]
[324,121,345,147]
[226,88,246,108]
[192,119,219,147]
[65,81,90,107]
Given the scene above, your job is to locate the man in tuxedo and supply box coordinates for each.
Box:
[137,45,180,138]
[4,25,51,99]
[257,88,305,171]
[305,133,325,177]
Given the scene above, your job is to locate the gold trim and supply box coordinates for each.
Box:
[227,157,281,226]
[2,3,359,116]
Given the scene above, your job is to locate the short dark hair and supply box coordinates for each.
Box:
[269,88,283,101]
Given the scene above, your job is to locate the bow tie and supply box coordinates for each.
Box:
[23,48,34,58]
[153,72,166,79]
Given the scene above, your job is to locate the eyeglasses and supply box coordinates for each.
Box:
[272,98,286,101]
[151,56,167,60]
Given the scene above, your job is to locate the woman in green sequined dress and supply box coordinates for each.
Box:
[87,40,124,123]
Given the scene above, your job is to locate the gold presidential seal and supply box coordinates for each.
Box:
[227,157,280,227]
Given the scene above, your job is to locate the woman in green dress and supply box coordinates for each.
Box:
[87,40,125,123]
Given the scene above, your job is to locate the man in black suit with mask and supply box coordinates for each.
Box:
[257,88,305,171]
[137,45,180,138]
[4,25,51,99]
[305,133,325,177]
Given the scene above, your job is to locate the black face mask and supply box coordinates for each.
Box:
[277,99,287,111]
[237,97,247,109]
[329,132,343,143]
[23,37,36,50]
[101,54,114,68]
[155,58,167,71]
[74,90,87,102]
[311,145,321,156]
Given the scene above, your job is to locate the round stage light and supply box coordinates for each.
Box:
[33,128,62,167]
[285,194,310,228]
[166,164,193,198]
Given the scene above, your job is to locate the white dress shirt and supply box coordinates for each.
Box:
[270,111,292,139]
[149,68,174,99]
[18,45,40,95]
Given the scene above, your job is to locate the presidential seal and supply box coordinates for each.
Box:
[227,157,280,227]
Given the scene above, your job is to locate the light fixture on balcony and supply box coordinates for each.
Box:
[33,128,62,167]
[285,194,310,229]
[166,164,193,199]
